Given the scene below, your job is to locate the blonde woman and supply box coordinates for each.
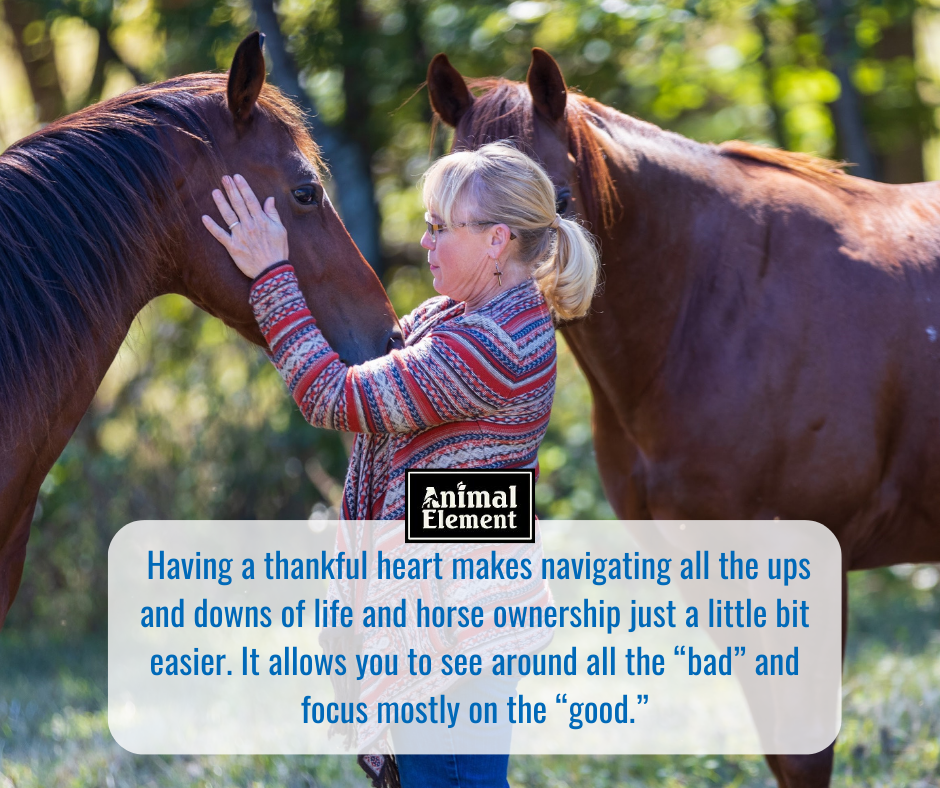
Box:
[203,142,600,788]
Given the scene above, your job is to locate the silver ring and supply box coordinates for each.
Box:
[228,221,240,231]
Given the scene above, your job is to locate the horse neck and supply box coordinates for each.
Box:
[4,187,168,476]
[0,236,161,635]
[565,109,736,430]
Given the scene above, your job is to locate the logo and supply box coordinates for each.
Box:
[405,469,535,543]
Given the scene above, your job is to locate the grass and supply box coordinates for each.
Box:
[1,568,938,788]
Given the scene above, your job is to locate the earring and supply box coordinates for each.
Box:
[494,258,503,287]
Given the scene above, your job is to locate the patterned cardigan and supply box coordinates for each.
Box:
[249,262,556,749]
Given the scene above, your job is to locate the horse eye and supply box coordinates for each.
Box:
[556,187,572,215]
[293,186,318,206]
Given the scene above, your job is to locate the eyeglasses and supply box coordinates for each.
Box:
[424,213,516,245]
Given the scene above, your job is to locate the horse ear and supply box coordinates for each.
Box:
[527,48,567,124]
[427,53,474,128]
[227,31,266,126]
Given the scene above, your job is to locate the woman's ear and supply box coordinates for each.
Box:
[489,224,513,257]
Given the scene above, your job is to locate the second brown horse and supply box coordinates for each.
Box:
[428,48,940,788]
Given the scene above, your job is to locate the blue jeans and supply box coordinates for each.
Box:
[392,675,519,788]
[396,752,510,788]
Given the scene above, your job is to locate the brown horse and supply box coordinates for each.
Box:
[0,32,401,631]
[428,48,940,787]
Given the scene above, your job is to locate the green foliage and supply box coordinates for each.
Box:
[1,0,937,639]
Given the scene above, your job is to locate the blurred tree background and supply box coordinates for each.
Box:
[2,0,940,636]
[2,1,940,785]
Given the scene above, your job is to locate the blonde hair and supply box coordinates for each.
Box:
[422,142,600,320]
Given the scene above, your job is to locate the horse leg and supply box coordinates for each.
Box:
[590,390,651,519]
[762,565,847,787]
[764,750,835,788]
[0,499,37,630]
[583,365,842,787]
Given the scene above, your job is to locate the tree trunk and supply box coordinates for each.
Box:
[873,17,925,184]
[402,0,446,161]
[815,0,879,179]
[754,11,788,150]
[85,18,145,104]
[251,0,384,277]
[2,0,64,123]
[336,0,383,277]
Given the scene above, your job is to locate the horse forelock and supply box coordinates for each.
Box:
[459,78,535,149]
[459,79,620,231]
[0,74,320,445]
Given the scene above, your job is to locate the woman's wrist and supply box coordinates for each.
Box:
[248,261,311,348]
[251,260,292,284]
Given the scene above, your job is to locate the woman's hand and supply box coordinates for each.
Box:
[201,174,289,279]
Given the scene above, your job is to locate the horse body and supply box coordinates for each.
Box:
[0,33,401,629]
[429,49,940,786]
[574,113,940,569]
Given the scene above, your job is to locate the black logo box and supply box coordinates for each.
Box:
[405,469,535,543]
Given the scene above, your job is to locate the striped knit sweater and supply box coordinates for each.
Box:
[249,262,556,749]
[249,262,557,518]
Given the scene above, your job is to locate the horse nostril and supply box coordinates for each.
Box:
[386,330,405,354]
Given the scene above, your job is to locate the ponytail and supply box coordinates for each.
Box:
[533,217,599,321]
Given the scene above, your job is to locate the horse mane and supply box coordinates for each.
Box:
[0,74,320,443]
[456,78,865,235]
[461,78,621,230]
[717,139,860,190]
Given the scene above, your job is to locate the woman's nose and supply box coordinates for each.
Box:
[420,231,434,250]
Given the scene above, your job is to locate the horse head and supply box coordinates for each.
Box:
[427,49,592,228]
[171,32,402,364]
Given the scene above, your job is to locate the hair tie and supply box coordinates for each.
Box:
[549,215,561,230]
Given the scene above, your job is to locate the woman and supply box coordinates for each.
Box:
[203,142,600,787]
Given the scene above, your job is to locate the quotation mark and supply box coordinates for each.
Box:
[675,645,745,656]
[555,693,567,703]
[637,695,648,704]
